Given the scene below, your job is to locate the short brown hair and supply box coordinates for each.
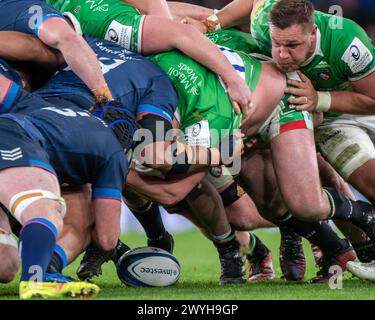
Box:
[269,0,315,30]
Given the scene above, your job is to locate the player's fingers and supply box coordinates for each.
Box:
[297,70,309,82]
[295,103,310,111]
[288,96,308,105]
[285,87,306,96]
[230,100,242,115]
[287,79,305,88]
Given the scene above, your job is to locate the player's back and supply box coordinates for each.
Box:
[150,45,261,132]
[4,97,125,186]
[35,35,174,115]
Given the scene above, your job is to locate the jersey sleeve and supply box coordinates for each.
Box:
[0,73,34,114]
[335,18,375,81]
[92,151,129,201]
[137,74,178,123]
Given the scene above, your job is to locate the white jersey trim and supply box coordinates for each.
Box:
[349,66,375,82]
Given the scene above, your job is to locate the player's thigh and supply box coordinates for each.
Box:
[316,120,375,181]
[239,149,286,218]
[270,128,327,215]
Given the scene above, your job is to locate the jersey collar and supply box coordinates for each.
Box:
[301,27,323,67]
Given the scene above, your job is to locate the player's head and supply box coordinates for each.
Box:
[269,0,317,73]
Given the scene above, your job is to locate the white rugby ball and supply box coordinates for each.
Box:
[116,247,181,287]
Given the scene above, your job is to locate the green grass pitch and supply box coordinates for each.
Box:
[1,229,375,300]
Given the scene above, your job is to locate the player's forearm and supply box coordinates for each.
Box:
[172,24,242,83]
[216,0,253,30]
[329,91,375,115]
[141,141,220,174]
[0,31,62,68]
[56,32,110,95]
[126,170,205,206]
[122,0,172,18]
[167,1,214,20]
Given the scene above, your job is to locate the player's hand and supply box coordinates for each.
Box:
[91,84,113,104]
[179,16,207,33]
[284,71,318,112]
[225,76,253,116]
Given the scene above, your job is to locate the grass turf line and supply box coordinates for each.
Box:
[1,229,375,300]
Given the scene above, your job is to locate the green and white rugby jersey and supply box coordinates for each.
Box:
[150,44,262,147]
[46,0,144,52]
[251,0,375,92]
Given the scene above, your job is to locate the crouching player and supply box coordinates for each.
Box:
[0,72,135,298]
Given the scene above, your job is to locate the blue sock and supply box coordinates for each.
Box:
[47,244,68,274]
[19,218,58,282]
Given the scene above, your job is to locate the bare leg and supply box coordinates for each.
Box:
[0,208,19,283]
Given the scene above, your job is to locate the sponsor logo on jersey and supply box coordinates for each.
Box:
[318,69,331,81]
[0,147,23,161]
[73,5,80,13]
[317,129,342,146]
[85,0,108,12]
[105,20,133,49]
[191,123,201,137]
[107,28,119,42]
[341,37,373,74]
[209,166,223,178]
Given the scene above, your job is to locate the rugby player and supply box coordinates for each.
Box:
[44,0,253,115]
[183,0,375,269]
[0,0,113,103]
[0,30,250,285]
[0,67,140,297]
[114,31,365,283]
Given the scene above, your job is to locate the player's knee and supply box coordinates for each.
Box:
[0,245,19,283]
[286,197,327,220]
[96,233,118,252]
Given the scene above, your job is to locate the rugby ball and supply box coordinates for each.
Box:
[116,247,181,287]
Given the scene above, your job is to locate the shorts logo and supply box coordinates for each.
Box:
[107,29,119,42]
[0,147,23,161]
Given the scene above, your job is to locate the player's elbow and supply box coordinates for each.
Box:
[46,27,81,50]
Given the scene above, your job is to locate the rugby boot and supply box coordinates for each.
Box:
[77,240,130,281]
[19,280,100,299]
[45,272,76,284]
[247,234,275,281]
[215,238,245,285]
[279,227,306,281]
[347,260,375,281]
[248,251,275,281]
[311,244,324,266]
[309,239,357,284]
[352,240,375,263]
[346,201,375,244]
[147,231,174,254]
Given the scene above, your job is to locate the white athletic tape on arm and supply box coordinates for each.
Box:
[316,91,332,112]
[0,229,18,249]
[9,190,67,223]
